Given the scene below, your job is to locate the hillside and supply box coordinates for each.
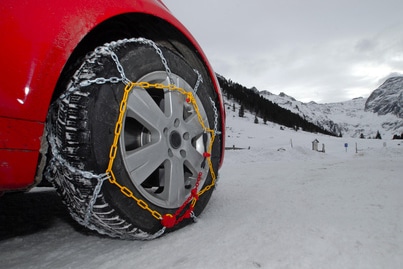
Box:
[217,75,335,136]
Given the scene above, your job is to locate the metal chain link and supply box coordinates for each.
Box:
[46,127,106,180]
[106,47,130,84]
[46,124,111,228]
[80,77,123,87]
[105,37,174,84]
[193,69,203,93]
[209,97,221,135]
[84,173,110,226]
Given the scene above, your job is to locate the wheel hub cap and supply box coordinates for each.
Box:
[169,131,182,149]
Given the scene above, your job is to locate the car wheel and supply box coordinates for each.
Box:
[46,38,222,239]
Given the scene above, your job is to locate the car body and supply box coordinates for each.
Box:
[0,0,225,192]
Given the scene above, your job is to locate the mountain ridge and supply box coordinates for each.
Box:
[365,76,403,118]
[219,74,403,139]
[259,78,403,139]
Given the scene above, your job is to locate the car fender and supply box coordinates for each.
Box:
[0,0,224,191]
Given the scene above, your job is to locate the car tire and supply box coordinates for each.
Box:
[46,39,222,239]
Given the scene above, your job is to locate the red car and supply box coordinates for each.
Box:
[0,0,225,239]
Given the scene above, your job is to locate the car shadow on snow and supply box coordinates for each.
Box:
[0,188,85,241]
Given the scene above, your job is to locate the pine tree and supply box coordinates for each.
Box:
[254,115,259,124]
[375,130,382,139]
[239,105,245,118]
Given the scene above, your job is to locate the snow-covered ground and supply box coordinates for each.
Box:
[1,107,402,269]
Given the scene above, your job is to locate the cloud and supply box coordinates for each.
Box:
[164,0,403,103]
[355,38,378,53]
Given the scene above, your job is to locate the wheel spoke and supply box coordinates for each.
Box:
[184,146,205,173]
[164,90,184,119]
[184,113,204,137]
[124,142,168,185]
[126,88,168,131]
[163,158,186,206]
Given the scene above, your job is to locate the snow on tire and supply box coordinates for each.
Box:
[46,39,222,239]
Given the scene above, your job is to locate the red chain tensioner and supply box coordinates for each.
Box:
[161,171,203,228]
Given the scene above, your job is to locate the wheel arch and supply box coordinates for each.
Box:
[52,12,225,166]
[54,13,214,102]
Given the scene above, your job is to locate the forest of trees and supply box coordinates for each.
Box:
[217,75,336,136]
[392,133,403,140]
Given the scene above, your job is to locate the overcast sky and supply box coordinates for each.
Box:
[163,0,403,103]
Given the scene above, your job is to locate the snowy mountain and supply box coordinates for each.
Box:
[259,80,403,139]
[365,76,403,118]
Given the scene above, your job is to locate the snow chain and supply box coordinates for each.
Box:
[55,37,219,236]
[106,81,217,227]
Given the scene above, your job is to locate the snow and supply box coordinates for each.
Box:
[1,106,403,269]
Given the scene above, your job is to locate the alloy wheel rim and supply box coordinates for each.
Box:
[119,71,210,208]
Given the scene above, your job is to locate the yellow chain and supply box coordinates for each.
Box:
[105,82,217,222]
